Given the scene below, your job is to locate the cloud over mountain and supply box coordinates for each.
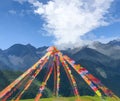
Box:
[18,0,114,49]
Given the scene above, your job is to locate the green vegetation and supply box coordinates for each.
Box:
[20,96,119,101]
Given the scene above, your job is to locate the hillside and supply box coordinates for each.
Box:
[0,40,120,98]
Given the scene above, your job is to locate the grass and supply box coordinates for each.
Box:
[20,96,120,101]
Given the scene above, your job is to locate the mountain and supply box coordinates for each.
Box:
[67,47,120,96]
[0,70,52,99]
[108,39,120,46]
[0,40,120,97]
[92,40,120,60]
[0,49,2,53]
[0,70,10,91]
[0,49,12,70]
[0,44,48,70]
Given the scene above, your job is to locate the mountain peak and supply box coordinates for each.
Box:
[37,46,48,51]
[26,44,36,51]
[107,39,120,46]
[26,44,35,48]
[5,44,36,57]
[0,49,2,53]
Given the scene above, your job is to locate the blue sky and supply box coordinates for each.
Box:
[0,0,120,49]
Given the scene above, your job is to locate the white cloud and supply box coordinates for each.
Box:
[94,36,120,43]
[82,32,120,44]
[96,68,107,78]
[18,0,114,49]
[13,0,27,4]
[8,55,24,66]
[8,10,17,14]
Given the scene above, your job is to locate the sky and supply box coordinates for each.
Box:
[0,0,120,49]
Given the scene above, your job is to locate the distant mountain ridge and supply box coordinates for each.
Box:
[91,39,120,60]
[0,40,120,97]
[0,44,48,70]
